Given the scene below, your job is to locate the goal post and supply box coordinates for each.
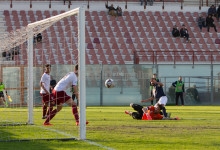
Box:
[27,30,34,125]
[27,7,86,140]
[0,6,86,141]
[78,6,86,140]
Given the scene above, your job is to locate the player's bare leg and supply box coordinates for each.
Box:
[42,102,48,119]
[45,101,54,118]
[43,104,62,126]
[66,99,80,125]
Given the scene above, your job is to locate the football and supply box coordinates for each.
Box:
[105,78,114,88]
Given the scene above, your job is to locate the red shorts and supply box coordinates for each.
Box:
[40,93,54,103]
[52,90,71,105]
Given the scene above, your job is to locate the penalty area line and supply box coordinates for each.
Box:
[37,125,115,150]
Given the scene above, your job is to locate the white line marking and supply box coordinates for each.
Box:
[36,125,115,150]
[83,139,115,150]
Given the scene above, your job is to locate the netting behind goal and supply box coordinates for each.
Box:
[0,7,86,141]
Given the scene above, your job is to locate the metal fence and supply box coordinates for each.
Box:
[1,64,219,106]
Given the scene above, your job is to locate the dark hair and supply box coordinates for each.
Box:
[150,78,156,82]
[45,64,51,68]
[75,64,78,71]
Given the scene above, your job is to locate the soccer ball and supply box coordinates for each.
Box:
[105,78,114,88]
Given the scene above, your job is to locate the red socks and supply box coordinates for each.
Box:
[44,109,57,123]
[42,105,47,117]
[46,106,53,116]
[72,105,79,122]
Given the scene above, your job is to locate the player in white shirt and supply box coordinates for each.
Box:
[40,64,54,119]
[44,64,88,126]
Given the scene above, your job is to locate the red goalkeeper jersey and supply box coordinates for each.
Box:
[148,106,163,120]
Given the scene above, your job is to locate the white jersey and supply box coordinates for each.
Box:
[54,72,77,92]
[40,73,50,94]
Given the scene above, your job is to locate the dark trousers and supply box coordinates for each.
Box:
[131,104,143,120]
[175,92,184,105]
[207,24,217,32]
[184,33,189,40]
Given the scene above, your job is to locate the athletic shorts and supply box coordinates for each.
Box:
[157,96,167,106]
[40,93,54,103]
[131,104,144,120]
[52,90,71,105]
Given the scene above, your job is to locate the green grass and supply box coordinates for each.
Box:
[1,106,220,150]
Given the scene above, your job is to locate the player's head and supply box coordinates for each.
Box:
[45,64,51,68]
[178,76,182,81]
[74,64,78,76]
[150,78,156,85]
[152,73,157,78]
[45,64,51,73]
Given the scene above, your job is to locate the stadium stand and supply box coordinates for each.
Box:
[0,1,220,65]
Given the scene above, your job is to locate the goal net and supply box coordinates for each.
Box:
[0,7,86,141]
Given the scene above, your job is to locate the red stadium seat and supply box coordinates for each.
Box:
[4,8,219,65]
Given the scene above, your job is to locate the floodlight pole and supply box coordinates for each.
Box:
[10,0,12,8]
[30,0,32,8]
[210,64,213,104]
[87,0,90,9]
[100,63,103,106]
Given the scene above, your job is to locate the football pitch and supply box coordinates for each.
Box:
[0,106,220,150]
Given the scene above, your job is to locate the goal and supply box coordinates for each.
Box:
[0,7,86,141]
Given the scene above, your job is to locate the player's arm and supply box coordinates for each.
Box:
[40,82,49,94]
[155,81,163,86]
[156,82,163,86]
[141,97,154,103]
[172,81,177,87]
[151,79,163,87]
[72,85,79,100]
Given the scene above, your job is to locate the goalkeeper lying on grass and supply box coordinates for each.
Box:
[125,103,179,120]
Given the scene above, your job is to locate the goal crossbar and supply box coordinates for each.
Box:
[27,7,85,140]
[0,8,80,54]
